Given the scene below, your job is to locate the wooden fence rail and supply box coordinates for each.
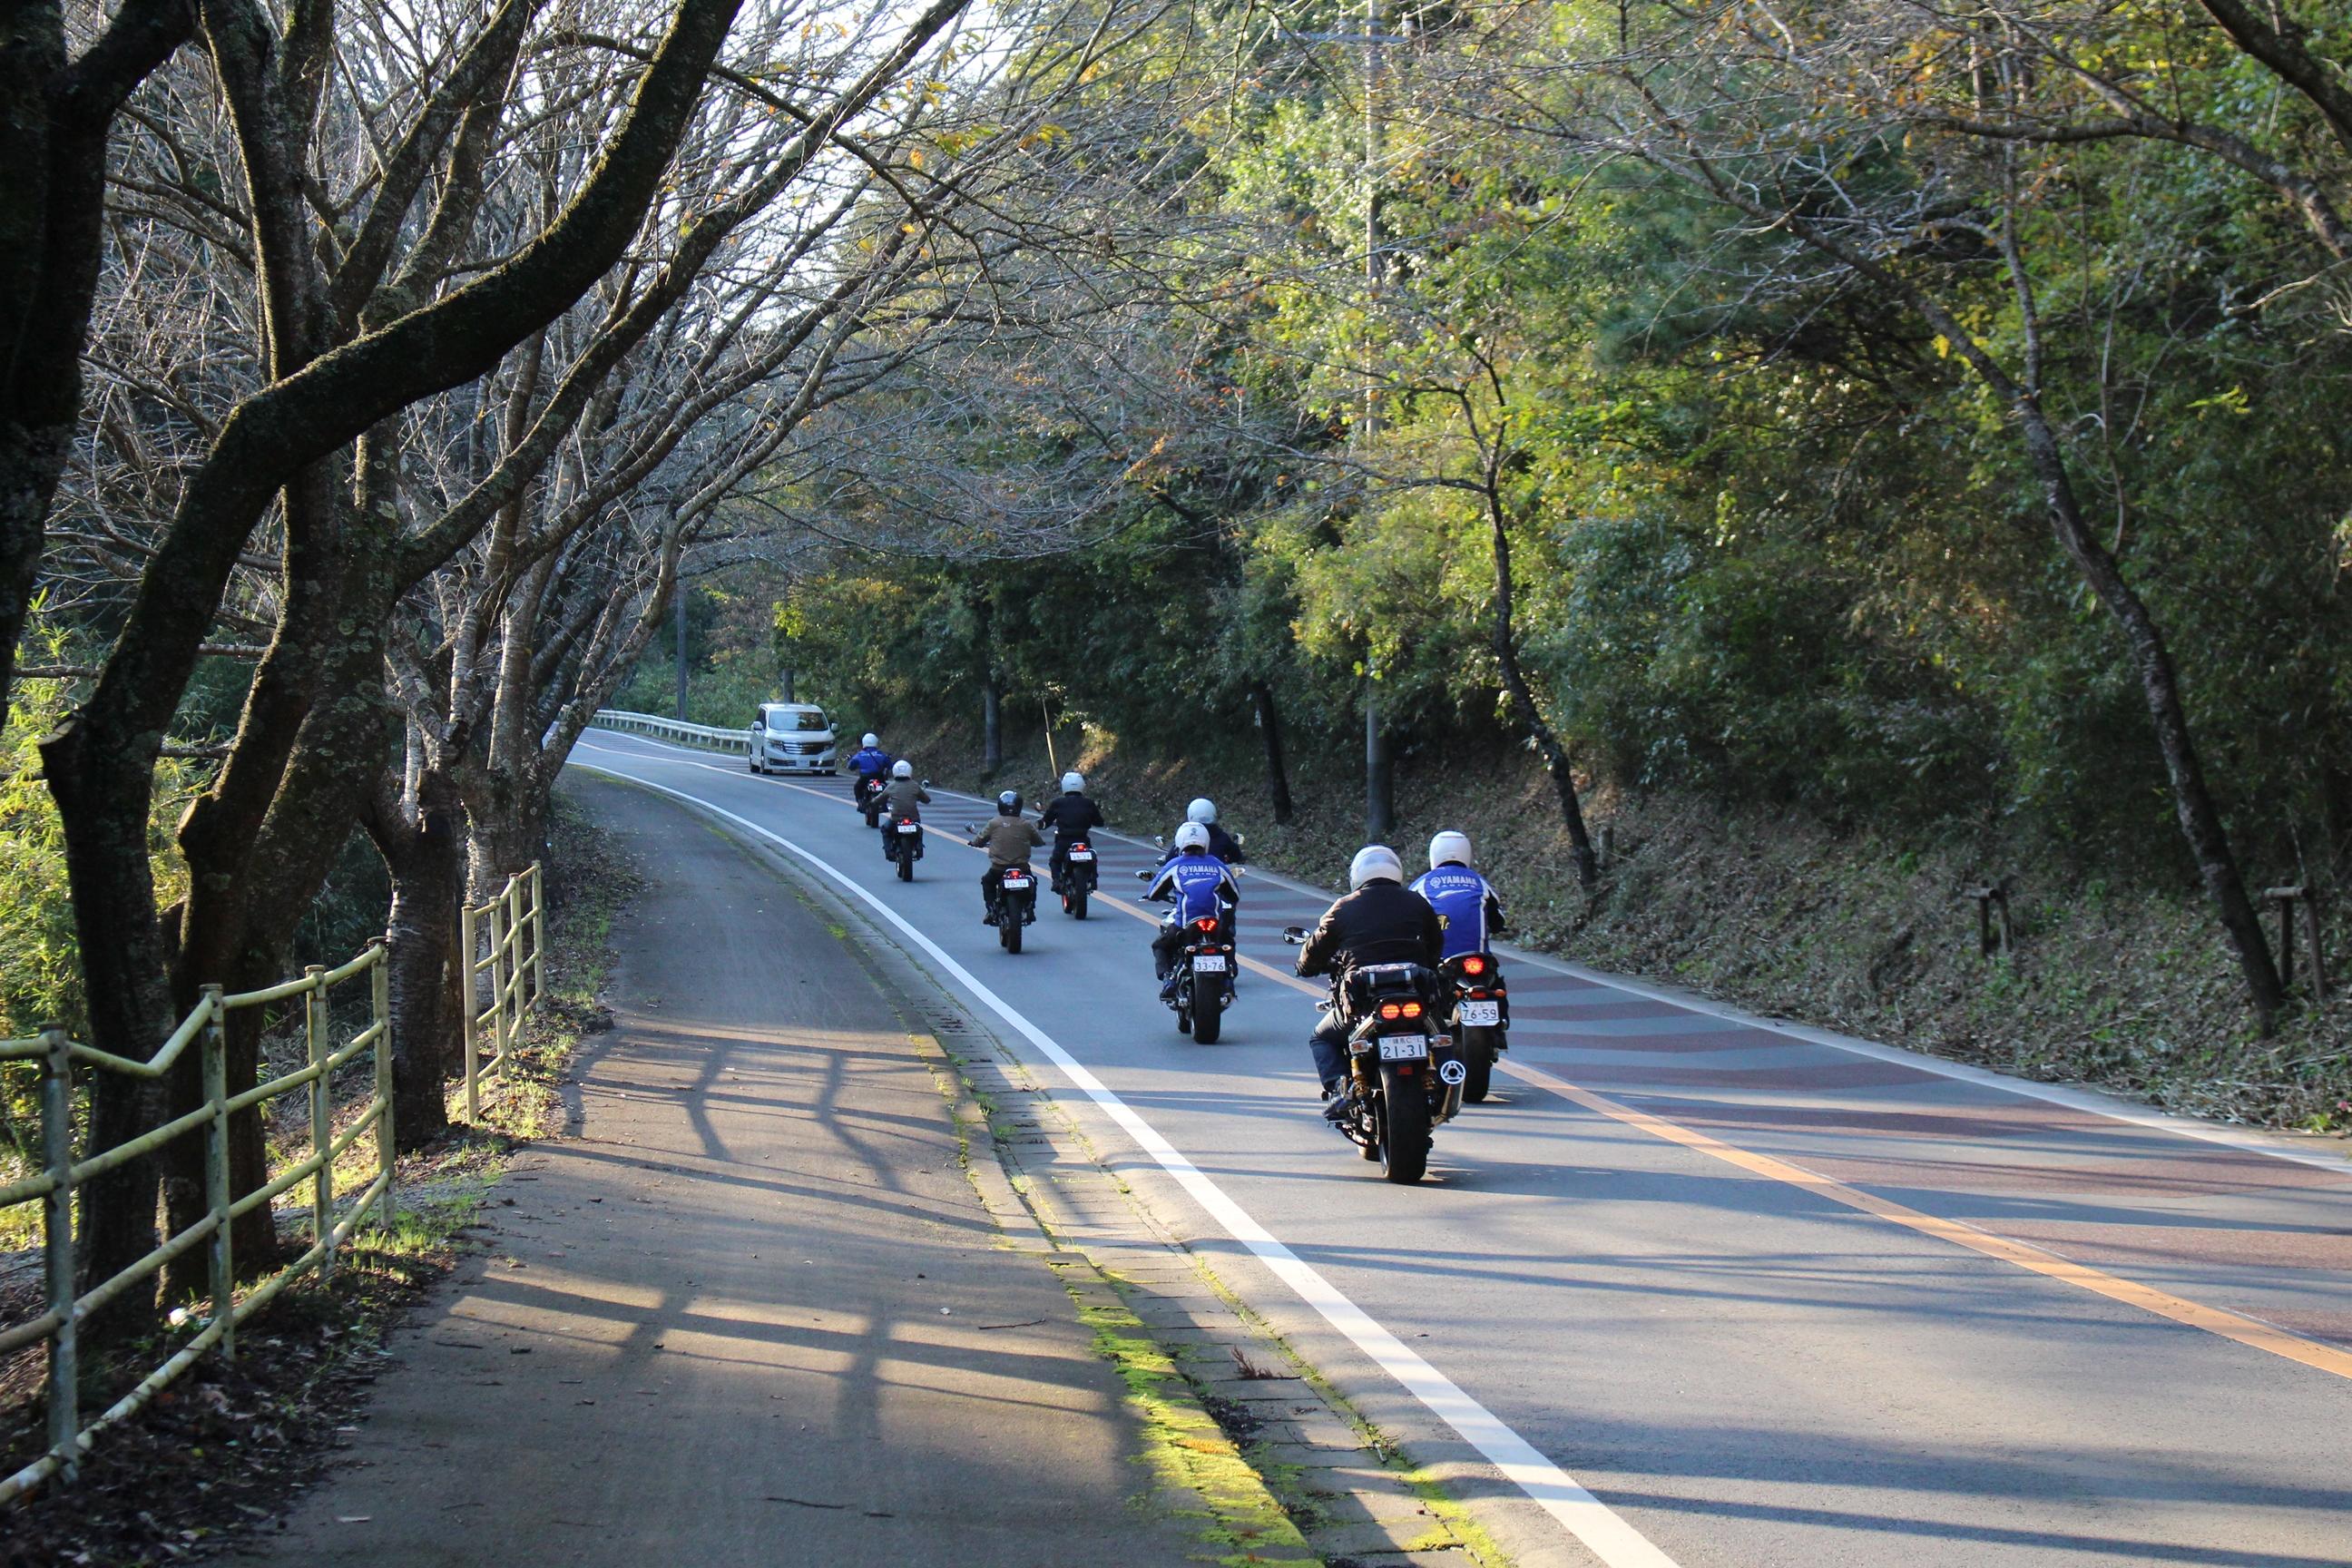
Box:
[460,863,547,1122]
[0,943,395,1506]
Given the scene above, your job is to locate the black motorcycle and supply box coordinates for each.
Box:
[986,862,1038,952]
[1439,951,1509,1102]
[887,814,925,880]
[1283,931,1465,1184]
[857,774,887,828]
[1056,839,1099,918]
[1137,874,1237,1042]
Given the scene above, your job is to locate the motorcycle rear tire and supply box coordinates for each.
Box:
[1067,888,1088,919]
[1461,1026,1495,1103]
[897,848,914,882]
[1377,1066,1431,1184]
[1191,989,1222,1044]
[1003,917,1022,953]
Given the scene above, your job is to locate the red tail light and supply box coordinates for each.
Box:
[1461,955,1486,975]
[1194,916,1219,932]
[1378,1002,1402,1020]
[1401,1000,1424,1019]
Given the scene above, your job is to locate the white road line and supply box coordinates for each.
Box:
[570,750,1683,1568]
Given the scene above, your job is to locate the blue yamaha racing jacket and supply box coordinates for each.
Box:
[1408,866,1506,960]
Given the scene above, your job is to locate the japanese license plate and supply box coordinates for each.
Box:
[1068,848,1094,861]
[1458,1000,1500,1027]
[1192,954,1228,972]
[1377,1036,1428,1061]
[897,823,921,834]
[1001,875,1031,890]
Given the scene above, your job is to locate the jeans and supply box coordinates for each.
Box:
[1308,1009,1350,1092]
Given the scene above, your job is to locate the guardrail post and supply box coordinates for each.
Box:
[370,939,395,1227]
[486,891,511,1081]
[305,965,333,1276]
[460,899,480,1122]
[201,987,234,1361]
[530,863,549,1007]
[39,1024,79,1485]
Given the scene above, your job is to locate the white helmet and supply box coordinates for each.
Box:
[1349,844,1404,889]
[1062,771,1083,793]
[1186,798,1217,825]
[1174,821,1211,852]
[862,732,879,749]
[1428,830,1472,869]
[891,760,913,779]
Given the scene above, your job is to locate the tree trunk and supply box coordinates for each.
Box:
[1250,680,1295,826]
[365,769,461,1151]
[1487,491,1598,887]
[2013,402,2286,1029]
[36,718,178,1325]
[982,674,1003,778]
[1365,690,1395,840]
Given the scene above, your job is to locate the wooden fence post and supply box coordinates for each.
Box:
[460,899,481,1122]
[39,1024,78,1485]
[305,965,333,1275]
[371,939,396,1226]
[201,987,233,1361]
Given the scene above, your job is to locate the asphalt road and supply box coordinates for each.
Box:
[571,730,2352,1568]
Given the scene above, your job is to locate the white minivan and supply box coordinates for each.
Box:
[747,702,838,775]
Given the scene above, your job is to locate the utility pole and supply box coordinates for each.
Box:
[1360,0,1396,841]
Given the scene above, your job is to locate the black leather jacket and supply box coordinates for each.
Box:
[1037,792,1106,846]
[1295,880,1444,989]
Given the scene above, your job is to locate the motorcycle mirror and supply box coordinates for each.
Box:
[1132,868,1152,881]
[920,778,931,787]
[1280,925,1309,944]
[1152,833,1164,848]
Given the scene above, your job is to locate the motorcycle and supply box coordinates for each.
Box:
[887,815,925,880]
[1439,951,1509,1102]
[1283,928,1464,1184]
[1136,879,1237,1042]
[857,774,887,828]
[985,861,1038,953]
[1056,838,1099,918]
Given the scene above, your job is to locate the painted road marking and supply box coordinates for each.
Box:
[1494,1057,2352,1382]
[579,734,2352,1383]
[570,750,1684,1568]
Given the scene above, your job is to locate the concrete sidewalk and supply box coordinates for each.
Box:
[240,778,1250,1567]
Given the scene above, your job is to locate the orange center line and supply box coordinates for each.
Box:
[1496,1057,2352,1381]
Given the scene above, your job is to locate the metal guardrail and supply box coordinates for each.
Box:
[0,944,396,1506]
[590,708,749,753]
[459,862,548,1122]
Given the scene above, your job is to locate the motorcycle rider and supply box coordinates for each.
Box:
[1294,845,1444,1122]
[848,732,893,803]
[1037,771,1107,892]
[1409,831,1509,959]
[968,790,1046,924]
[880,760,929,863]
[1157,798,1243,867]
[1145,822,1239,998]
